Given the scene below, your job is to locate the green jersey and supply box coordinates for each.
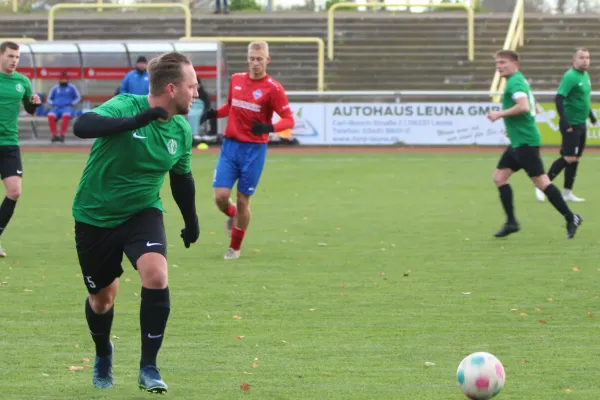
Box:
[0,71,34,146]
[72,94,193,228]
[557,67,591,125]
[502,71,541,148]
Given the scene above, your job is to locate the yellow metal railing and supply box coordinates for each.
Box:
[0,38,36,43]
[489,0,524,102]
[327,2,475,61]
[180,36,325,92]
[48,3,192,40]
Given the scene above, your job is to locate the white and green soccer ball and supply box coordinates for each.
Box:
[456,352,505,399]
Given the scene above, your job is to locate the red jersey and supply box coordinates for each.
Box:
[216,73,295,144]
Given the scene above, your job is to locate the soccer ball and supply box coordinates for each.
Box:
[456,352,505,399]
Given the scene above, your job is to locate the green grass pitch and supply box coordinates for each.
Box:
[0,150,598,399]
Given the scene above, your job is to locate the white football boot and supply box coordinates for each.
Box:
[563,189,585,202]
[224,248,240,260]
[535,188,545,202]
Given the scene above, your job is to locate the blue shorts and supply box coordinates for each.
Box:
[48,107,73,119]
[212,138,268,195]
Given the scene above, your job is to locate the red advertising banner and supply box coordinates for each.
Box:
[194,65,217,79]
[36,67,82,80]
[16,67,34,79]
[84,67,130,80]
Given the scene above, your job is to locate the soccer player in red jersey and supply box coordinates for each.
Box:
[201,41,295,259]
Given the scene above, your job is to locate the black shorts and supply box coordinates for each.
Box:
[559,121,586,157]
[0,146,23,179]
[497,145,546,178]
[74,207,167,294]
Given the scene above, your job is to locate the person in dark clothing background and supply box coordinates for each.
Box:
[197,78,217,136]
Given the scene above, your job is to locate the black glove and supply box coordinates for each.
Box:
[180,216,200,248]
[134,106,169,127]
[591,113,597,124]
[251,122,274,135]
[201,108,217,124]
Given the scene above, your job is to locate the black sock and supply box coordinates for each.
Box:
[85,297,114,357]
[548,157,567,181]
[564,161,579,190]
[0,197,17,238]
[140,287,170,368]
[544,184,573,220]
[498,184,517,224]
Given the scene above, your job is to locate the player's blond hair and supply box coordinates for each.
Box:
[495,49,519,62]
[574,47,589,57]
[248,41,269,55]
[147,52,192,96]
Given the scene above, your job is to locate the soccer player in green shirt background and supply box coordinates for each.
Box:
[487,50,582,239]
[0,41,41,257]
[72,52,200,393]
[537,47,596,203]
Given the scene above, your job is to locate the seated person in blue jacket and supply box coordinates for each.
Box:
[47,72,81,142]
[119,55,149,95]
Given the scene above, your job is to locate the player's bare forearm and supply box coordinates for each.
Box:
[499,103,529,118]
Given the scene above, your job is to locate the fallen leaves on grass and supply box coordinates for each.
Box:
[588,312,593,318]
[69,366,84,372]
[24,289,33,292]
[340,284,346,289]
[424,362,436,367]
[281,340,289,344]
[233,315,242,320]
[534,308,541,312]
[547,298,553,302]
[538,320,547,325]
[462,292,471,295]
[565,389,573,393]
[252,363,258,368]
[520,312,527,316]
[82,357,90,363]
[240,383,251,391]
[573,267,580,272]
[317,243,327,247]
[309,308,316,312]
[236,336,245,340]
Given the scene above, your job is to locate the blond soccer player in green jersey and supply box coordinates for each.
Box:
[537,47,596,203]
[72,52,200,393]
[0,41,41,257]
[487,50,582,239]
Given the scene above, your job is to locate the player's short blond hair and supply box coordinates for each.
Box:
[495,50,519,62]
[147,52,192,96]
[248,41,269,55]
[574,47,589,57]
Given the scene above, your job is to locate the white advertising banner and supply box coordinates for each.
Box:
[273,103,512,146]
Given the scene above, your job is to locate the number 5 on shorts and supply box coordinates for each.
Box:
[85,276,96,289]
